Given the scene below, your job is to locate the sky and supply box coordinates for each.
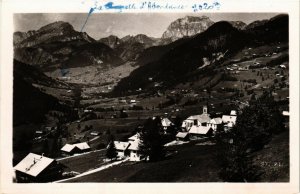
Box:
[14,13,280,39]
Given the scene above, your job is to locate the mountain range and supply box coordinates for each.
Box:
[14,15,270,74]
[14,21,123,72]
[13,14,288,98]
[113,14,288,94]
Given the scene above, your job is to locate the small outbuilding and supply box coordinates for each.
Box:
[114,141,130,158]
[176,132,189,141]
[14,153,65,183]
[61,142,91,156]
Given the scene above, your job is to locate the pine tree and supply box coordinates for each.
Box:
[217,90,284,182]
[139,117,165,162]
[106,137,117,161]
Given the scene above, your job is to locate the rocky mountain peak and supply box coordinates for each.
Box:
[161,15,214,42]
[38,21,74,34]
[99,35,122,49]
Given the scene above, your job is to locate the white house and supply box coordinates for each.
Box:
[176,132,189,141]
[61,142,91,155]
[222,110,238,131]
[127,140,142,161]
[14,153,64,182]
[161,118,173,129]
[161,118,174,133]
[182,106,211,131]
[188,125,213,139]
[222,115,237,125]
[127,133,144,161]
[207,117,223,131]
[114,141,130,158]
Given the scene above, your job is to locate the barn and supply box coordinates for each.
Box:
[61,142,91,156]
[14,153,65,182]
[114,141,130,158]
[176,132,189,141]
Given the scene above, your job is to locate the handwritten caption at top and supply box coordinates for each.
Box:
[86,1,221,13]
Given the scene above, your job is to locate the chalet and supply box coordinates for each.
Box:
[188,125,213,139]
[222,110,237,131]
[207,117,223,131]
[161,117,174,133]
[182,106,211,131]
[176,132,189,141]
[127,133,144,161]
[61,142,91,156]
[14,153,65,183]
[114,141,130,158]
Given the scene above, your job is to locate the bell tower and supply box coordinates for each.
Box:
[203,105,208,114]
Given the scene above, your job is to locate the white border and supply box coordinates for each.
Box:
[1,0,299,194]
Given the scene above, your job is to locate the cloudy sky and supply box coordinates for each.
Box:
[14,13,280,39]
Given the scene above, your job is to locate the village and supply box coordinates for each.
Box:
[13,97,289,183]
[14,105,240,182]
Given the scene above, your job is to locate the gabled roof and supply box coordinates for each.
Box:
[114,141,130,151]
[176,132,189,138]
[189,125,212,135]
[161,118,173,127]
[128,133,140,142]
[61,144,75,152]
[222,115,237,124]
[209,117,223,124]
[14,153,54,177]
[61,142,90,152]
[74,142,90,150]
[128,140,140,151]
[186,114,211,123]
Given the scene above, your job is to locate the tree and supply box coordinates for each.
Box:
[139,117,165,162]
[106,136,118,161]
[217,90,284,182]
[217,128,262,182]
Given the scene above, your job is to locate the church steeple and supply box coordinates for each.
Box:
[203,105,208,114]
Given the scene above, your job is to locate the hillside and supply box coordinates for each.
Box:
[113,14,288,95]
[113,21,248,94]
[13,60,75,126]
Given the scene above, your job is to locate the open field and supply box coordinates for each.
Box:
[61,129,289,182]
[58,149,107,173]
[63,141,222,182]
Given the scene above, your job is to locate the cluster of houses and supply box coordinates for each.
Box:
[109,106,238,162]
[176,106,237,141]
[14,105,238,182]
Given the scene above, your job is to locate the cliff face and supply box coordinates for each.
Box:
[13,21,95,48]
[161,16,214,42]
[13,21,123,71]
